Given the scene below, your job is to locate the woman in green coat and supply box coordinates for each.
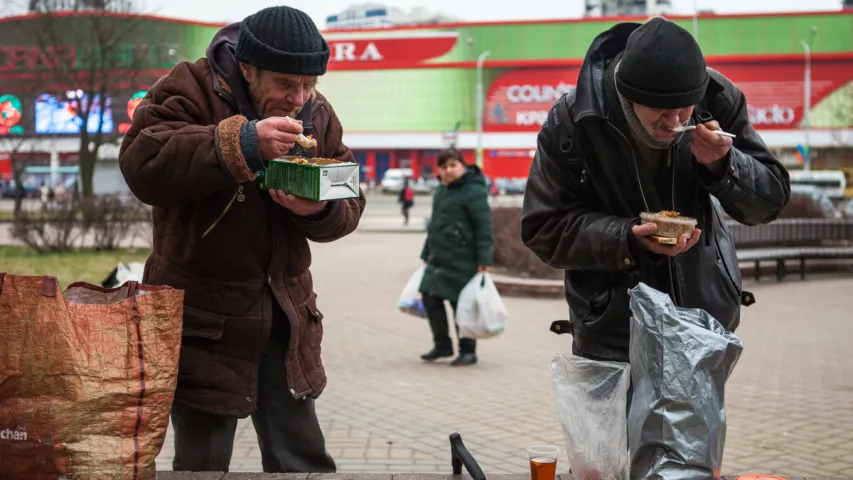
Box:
[419,148,494,366]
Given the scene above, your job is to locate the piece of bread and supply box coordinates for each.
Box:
[297,134,317,149]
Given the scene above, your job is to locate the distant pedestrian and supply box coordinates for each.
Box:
[39,183,49,209]
[54,183,67,204]
[399,178,414,225]
[419,148,494,366]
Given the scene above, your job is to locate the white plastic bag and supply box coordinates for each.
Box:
[456,272,508,339]
[398,266,428,318]
[549,353,631,480]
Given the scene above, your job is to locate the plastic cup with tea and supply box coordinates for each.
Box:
[527,445,559,480]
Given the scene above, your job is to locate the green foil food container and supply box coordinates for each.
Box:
[258,156,360,201]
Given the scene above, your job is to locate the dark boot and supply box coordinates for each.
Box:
[421,348,454,361]
[451,353,477,366]
[422,294,454,362]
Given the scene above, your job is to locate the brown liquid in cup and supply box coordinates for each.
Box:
[529,456,557,480]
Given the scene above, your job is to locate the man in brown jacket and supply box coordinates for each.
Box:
[118,6,365,474]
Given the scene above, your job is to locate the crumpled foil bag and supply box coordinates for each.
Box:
[0,273,184,480]
[627,283,744,480]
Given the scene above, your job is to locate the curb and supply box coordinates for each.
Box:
[489,263,853,299]
[357,227,426,234]
[491,274,563,299]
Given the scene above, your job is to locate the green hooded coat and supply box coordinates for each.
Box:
[419,165,494,303]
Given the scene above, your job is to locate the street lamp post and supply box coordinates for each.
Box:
[800,27,818,172]
[692,0,699,40]
[475,50,490,169]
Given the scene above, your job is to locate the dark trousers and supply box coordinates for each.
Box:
[401,204,412,225]
[423,294,476,354]
[171,308,336,473]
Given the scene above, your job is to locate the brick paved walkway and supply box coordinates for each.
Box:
[155,232,853,477]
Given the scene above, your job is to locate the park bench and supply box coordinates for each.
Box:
[726,218,853,281]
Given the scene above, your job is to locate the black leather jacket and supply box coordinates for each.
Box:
[521,23,791,362]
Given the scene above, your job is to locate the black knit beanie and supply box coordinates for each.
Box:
[235,6,330,76]
[615,17,709,109]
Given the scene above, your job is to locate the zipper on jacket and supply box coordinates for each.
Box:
[605,120,649,212]
[202,185,243,238]
[667,148,682,305]
[606,118,684,306]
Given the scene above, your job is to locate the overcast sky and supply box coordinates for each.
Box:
[25,0,844,29]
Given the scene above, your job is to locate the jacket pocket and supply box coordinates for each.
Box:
[715,256,740,302]
[711,213,742,301]
[182,305,228,340]
[300,293,324,349]
[452,221,472,246]
[565,271,631,337]
[580,286,629,333]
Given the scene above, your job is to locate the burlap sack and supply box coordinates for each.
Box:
[0,273,184,480]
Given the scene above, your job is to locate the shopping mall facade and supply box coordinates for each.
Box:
[1,10,853,187]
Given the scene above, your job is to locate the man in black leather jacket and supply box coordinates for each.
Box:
[521,18,790,362]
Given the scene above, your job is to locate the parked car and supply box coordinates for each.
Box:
[0,177,39,199]
[380,168,413,194]
[504,178,527,195]
[412,177,439,194]
[780,184,841,219]
[843,198,853,218]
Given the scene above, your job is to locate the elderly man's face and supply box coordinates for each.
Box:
[240,64,317,119]
[632,104,695,142]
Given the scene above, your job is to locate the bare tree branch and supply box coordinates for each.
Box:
[23,0,151,198]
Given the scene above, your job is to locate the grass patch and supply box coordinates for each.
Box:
[0,246,151,286]
[0,210,150,222]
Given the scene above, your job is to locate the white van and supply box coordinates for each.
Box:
[380,168,413,194]
[788,170,847,200]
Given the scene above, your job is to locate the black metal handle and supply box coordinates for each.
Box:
[449,432,486,480]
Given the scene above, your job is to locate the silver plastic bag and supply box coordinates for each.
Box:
[627,283,744,480]
[550,353,631,480]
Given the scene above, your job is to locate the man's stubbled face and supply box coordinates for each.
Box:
[240,63,317,119]
[632,104,695,142]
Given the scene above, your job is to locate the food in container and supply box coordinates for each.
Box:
[639,210,697,245]
[257,156,360,201]
[296,134,317,149]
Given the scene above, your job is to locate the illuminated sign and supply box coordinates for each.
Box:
[34,90,114,135]
[119,90,147,134]
[0,94,23,135]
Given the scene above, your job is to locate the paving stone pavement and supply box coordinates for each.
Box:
[155,232,853,477]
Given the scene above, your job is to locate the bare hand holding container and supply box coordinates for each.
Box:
[527,445,559,480]
[639,210,697,245]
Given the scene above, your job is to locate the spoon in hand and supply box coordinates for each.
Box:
[670,125,737,138]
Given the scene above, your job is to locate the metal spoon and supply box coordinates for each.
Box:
[671,125,737,138]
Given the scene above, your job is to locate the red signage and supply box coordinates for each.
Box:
[712,60,853,130]
[484,68,580,132]
[0,153,11,180]
[484,59,853,132]
[0,45,76,73]
[324,32,459,70]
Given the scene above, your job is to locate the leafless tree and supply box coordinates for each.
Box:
[0,137,34,216]
[12,0,153,198]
